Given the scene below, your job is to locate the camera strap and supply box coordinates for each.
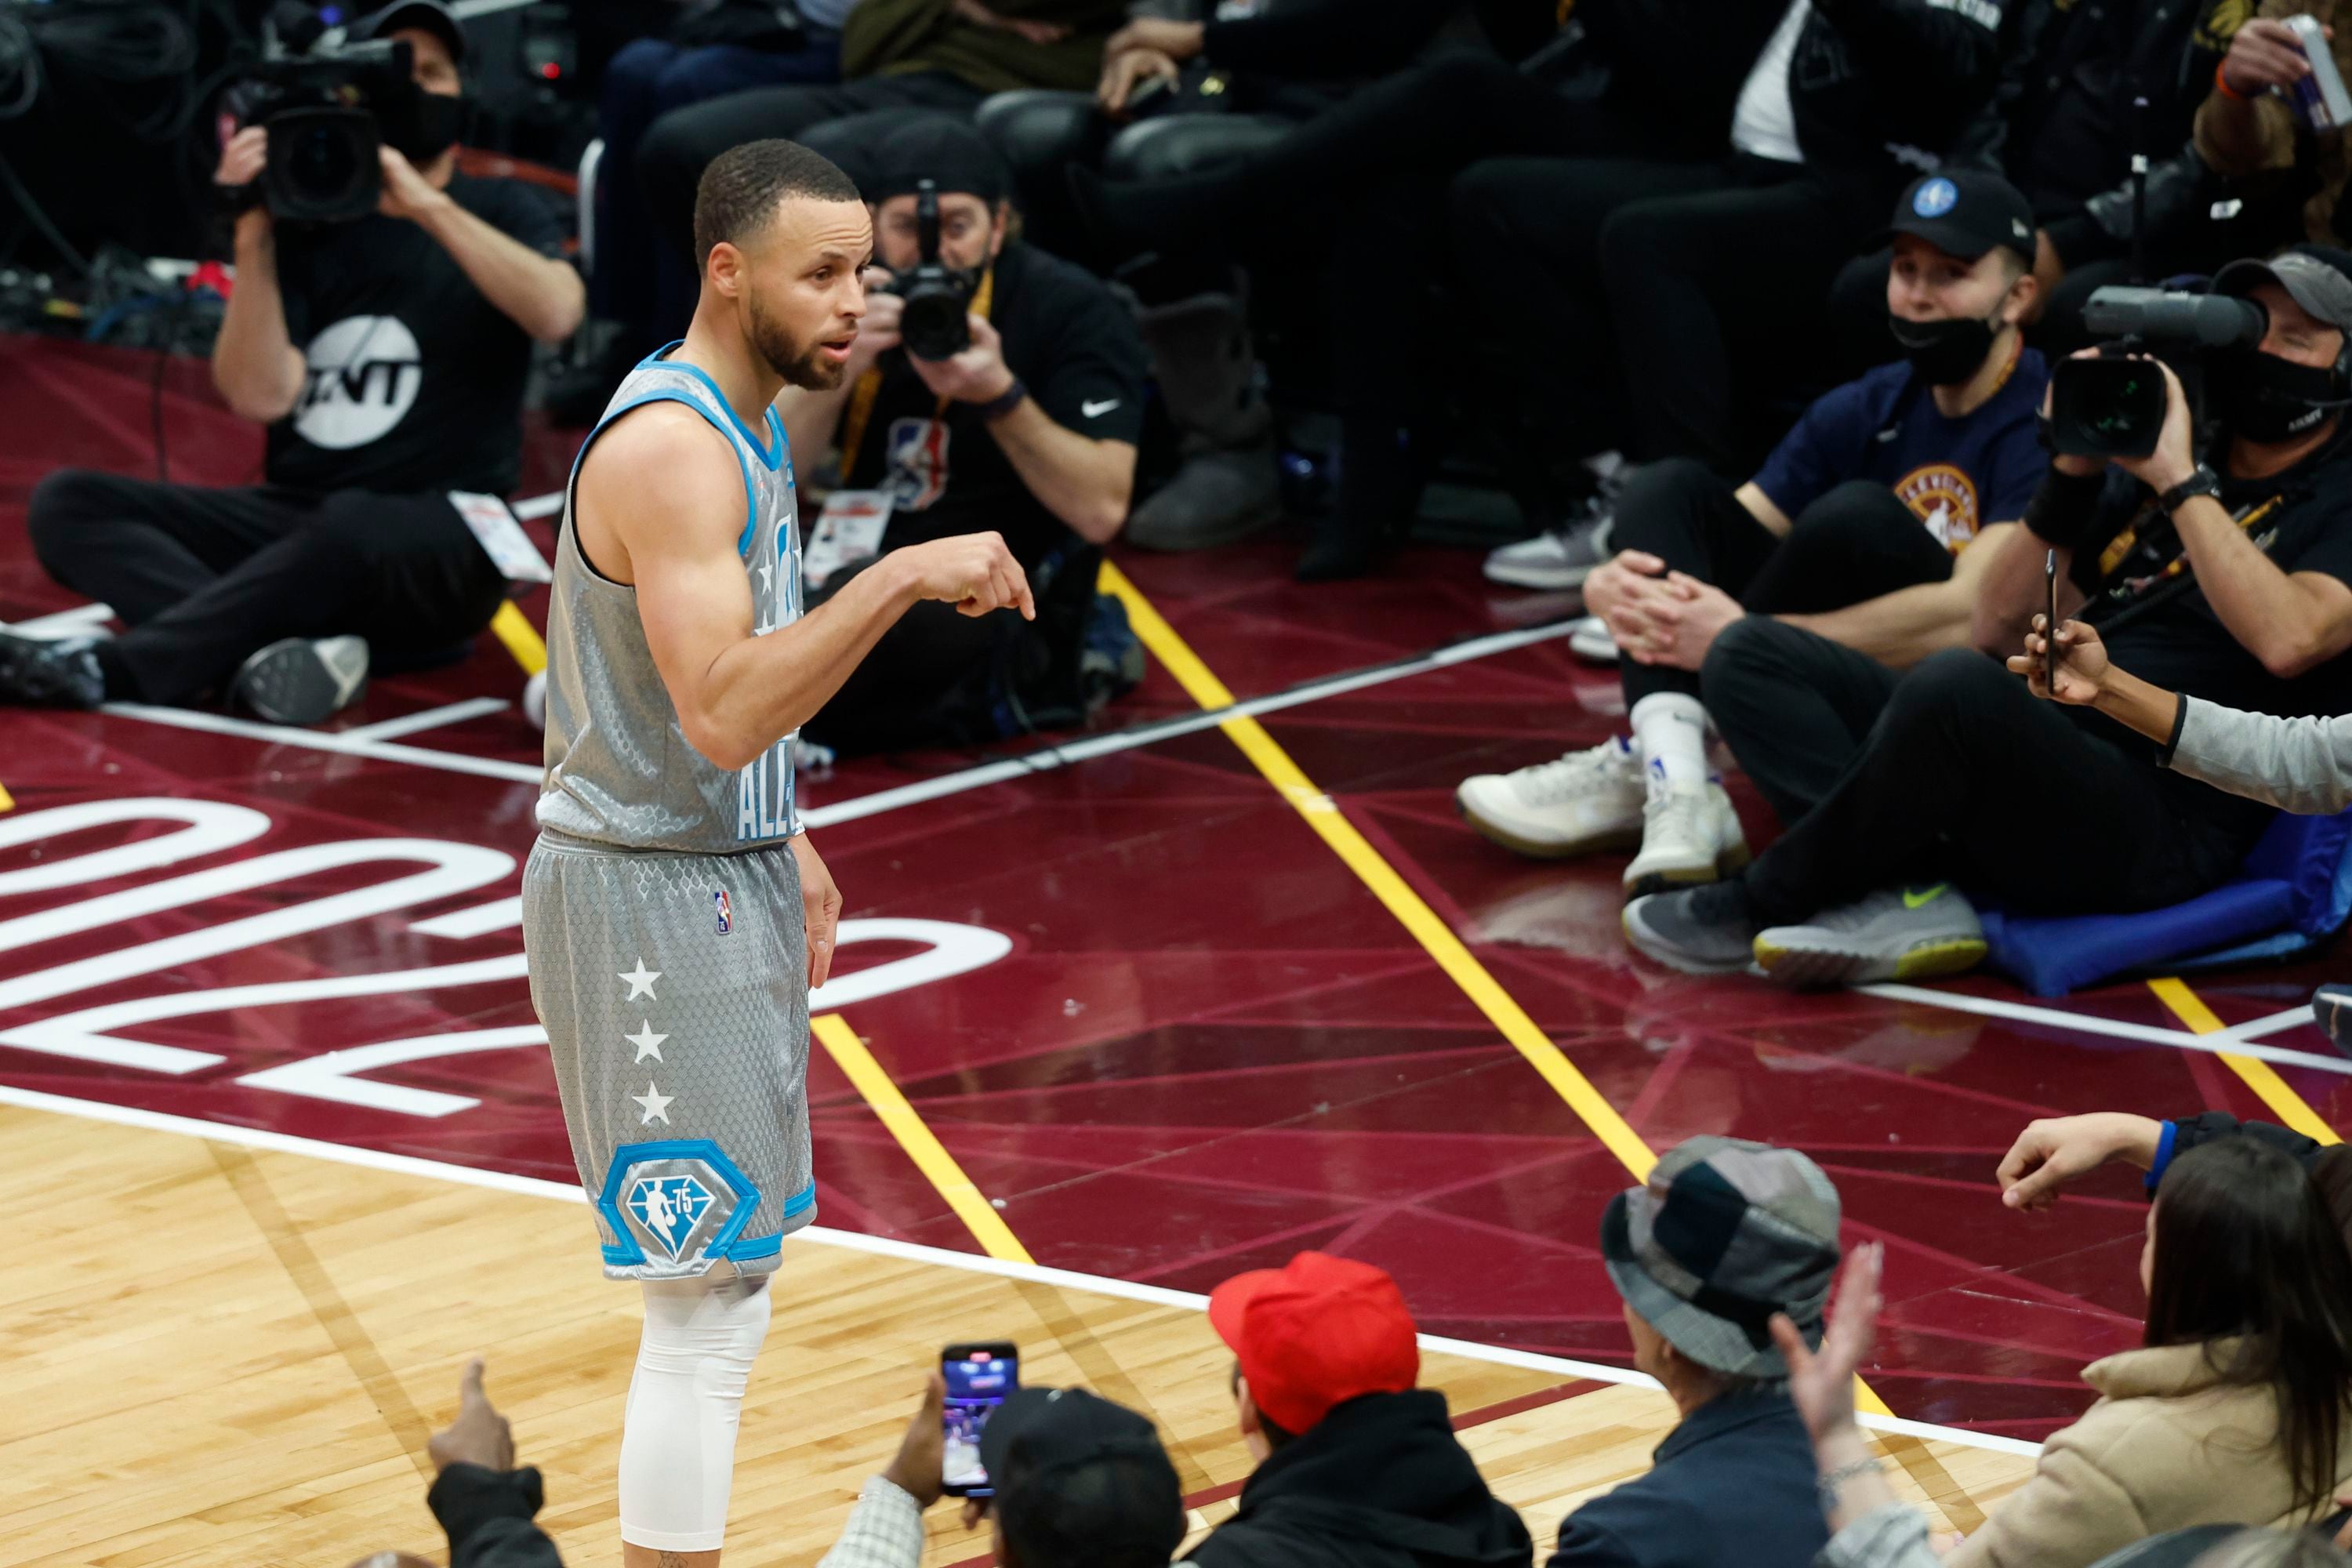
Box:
[837,264,996,479]
[2083,491,2291,636]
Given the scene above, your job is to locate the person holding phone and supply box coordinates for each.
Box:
[814,1361,1183,1568]
[2197,2,2352,250]
[1624,245,2352,986]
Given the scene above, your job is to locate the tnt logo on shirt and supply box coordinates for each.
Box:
[1893,463,1980,553]
[293,314,423,450]
[881,416,952,511]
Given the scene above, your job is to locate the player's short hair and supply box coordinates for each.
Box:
[693,139,862,267]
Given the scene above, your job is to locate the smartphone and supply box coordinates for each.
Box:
[2045,550,2062,681]
[2288,14,2352,131]
[941,1341,1019,1498]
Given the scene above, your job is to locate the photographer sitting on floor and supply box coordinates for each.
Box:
[1,0,582,726]
[1457,172,2049,898]
[776,115,1144,755]
[1621,245,2352,988]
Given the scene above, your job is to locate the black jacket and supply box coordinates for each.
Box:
[1184,1389,1533,1568]
[1951,0,2231,268]
[429,1465,563,1568]
[1545,1392,1825,1568]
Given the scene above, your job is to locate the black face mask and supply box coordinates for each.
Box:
[2209,347,2347,444]
[382,89,471,163]
[1888,307,2004,387]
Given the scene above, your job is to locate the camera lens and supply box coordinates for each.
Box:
[288,122,361,201]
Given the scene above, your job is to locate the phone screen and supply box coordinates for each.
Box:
[942,1343,1018,1497]
[2045,549,2061,680]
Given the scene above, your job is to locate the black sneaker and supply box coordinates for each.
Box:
[1622,880,1762,975]
[230,636,369,725]
[0,629,104,709]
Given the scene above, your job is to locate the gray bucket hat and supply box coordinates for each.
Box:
[1600,1137,1842,1380]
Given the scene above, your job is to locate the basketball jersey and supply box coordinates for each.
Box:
[535,346,804,854]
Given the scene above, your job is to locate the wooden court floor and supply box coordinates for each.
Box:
[5,1102,2032,1568]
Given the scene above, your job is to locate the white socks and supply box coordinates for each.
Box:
[1629,692,1711,794]
[617,1272,774,1552]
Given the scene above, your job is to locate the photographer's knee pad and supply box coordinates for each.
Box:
[616,1273,773,1552]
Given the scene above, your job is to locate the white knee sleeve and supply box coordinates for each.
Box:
[617,1273,773,1552]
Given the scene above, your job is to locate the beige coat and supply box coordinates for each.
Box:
[1950,1339,2352,1568]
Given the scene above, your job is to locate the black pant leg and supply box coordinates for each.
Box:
[802,592,1015,756]
[1600,173,1873,471]
[1606,458,1785,708]
[111,489,503,703]
[1700,615,1904,826]
[1738,481,1954,615]
[1740,647,2252,922]
[25,473,315,626]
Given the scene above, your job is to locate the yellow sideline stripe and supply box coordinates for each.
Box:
[490,601,548,676]
[811,1011,1038,1264]
[0,777,13,811]
[2148,977,2342,1145]
[1098,561,1895,1417]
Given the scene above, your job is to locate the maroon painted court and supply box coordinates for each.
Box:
[5,333,2347,1444]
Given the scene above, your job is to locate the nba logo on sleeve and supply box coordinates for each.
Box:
[713,889,732,934]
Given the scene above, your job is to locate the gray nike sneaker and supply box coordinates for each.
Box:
[1621,881,1763,975]
[1752,884,1986,989]
[0,629,104,709]
[231,635,370,725]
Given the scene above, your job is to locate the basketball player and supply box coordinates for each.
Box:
[521,138,1032,1568]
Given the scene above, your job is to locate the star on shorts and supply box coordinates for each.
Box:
[633,1081,673,1125]
[619,960,660,1001]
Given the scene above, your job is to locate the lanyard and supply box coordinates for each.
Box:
[838,264,995,477]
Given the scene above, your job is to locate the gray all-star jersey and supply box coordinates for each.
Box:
[537,347,804,852]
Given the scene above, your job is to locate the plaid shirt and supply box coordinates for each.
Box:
[817,1477,927,1568]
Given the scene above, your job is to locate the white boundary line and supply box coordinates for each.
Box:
[0,1080,2035,1457]
[96,702,545,785]
[2218,1006,2324,1044]
[342,698,511,742]
[1861,984,2352,1076]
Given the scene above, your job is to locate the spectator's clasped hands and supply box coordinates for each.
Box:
[1588,550,1745,670]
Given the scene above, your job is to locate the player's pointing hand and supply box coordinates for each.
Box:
[898,532,1037,621]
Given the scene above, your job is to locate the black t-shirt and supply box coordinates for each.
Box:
[267,173,565,495]
[2069,426,2352,833]
[843,239,1147,583]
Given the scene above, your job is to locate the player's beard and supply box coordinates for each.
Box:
[746,289,845,393]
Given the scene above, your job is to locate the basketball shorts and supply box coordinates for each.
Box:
[521,832,816,1281]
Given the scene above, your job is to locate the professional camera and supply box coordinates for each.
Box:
[2048,286,2267,459]
[226,5,451,223]
[881,180,978,361]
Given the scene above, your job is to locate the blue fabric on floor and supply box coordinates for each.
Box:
[1980,807,2352,996]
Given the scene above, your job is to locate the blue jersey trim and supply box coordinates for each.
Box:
[641,341,785,472]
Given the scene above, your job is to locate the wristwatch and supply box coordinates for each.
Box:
[975,376,1028,422]
[2156,464,2223,515]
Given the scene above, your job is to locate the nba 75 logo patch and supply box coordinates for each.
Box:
[713,889,732,934]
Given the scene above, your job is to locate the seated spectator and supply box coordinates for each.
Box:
[1781,1138,2352,1568]
[1622,246,2352,987]
[1827,0,2256,368]
[774,117,1142,755]
[1549,1138,1839,1568]
[635,0,1125,334]
[1188,1250,1532,1568]
[556,0,865,417]
[420,1359,563,1568]
[816,1367,1185,1568]
[1457,172,2047,897]
[2198,4,2352,251]
[0,1,581,726]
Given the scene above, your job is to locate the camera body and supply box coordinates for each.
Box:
[230,23,419,223]
[880,180,978,361]
[2047,287,2268,458]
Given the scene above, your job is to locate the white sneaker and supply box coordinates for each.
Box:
[231,635,369,726]
[1484,510,1613,590]
[1622,779,1751,898]
[1567,615,1621,663]
[1457,737,1642,858]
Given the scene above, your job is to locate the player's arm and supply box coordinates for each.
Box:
[1783,521,2020,668]
[578,406,1033,770]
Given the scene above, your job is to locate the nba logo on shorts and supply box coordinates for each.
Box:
[713,889,732,934]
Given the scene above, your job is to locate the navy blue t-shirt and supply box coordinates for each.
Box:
[1751,346,2050,555]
